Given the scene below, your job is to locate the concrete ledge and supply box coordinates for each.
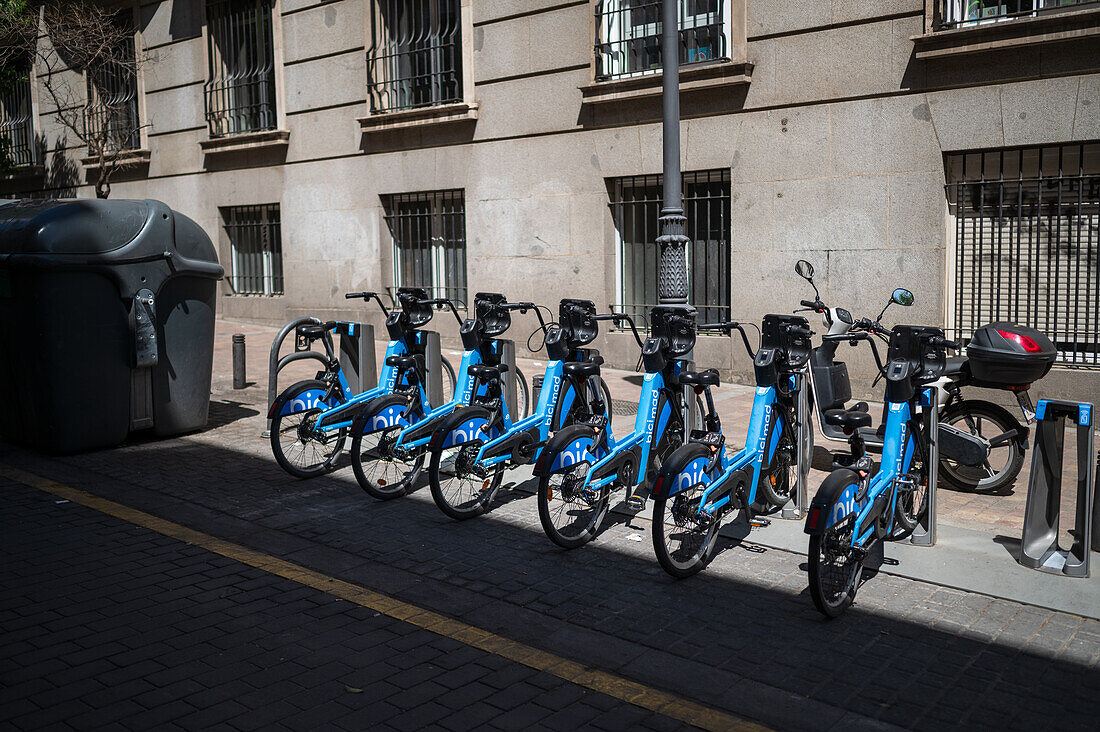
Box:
[357,102,479,133]
[80,149,151,170]
[912,7,1100,59]
[199,129,290,155]
[579,60,752,106]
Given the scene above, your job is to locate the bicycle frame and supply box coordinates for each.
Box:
[677,375,800,516]
[472,354,586,469]
[813,388,932,548]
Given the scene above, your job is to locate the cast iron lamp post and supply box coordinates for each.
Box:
[657,0,689,307]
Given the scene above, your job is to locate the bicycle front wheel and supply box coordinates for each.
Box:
[652,484,719,578]
[351,427,424,500]
[808,523,862,619]
[538,462,608,549]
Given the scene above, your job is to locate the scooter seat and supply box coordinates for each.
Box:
[825,402,872,430]
[563,360,601,380]
[679,368,719,387]
[469,363,507,381]
[943,356,967,376]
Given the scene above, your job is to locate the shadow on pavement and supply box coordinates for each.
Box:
[5,435,1097,730]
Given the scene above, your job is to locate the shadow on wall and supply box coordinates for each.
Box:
[359,118,477,156]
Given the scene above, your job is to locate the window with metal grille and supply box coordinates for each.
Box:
[946,143,1099,367]
[0,63,36,168]
[382,190,467,306]
[85,14,140,153]
[609,170,731,325]
[595,0,729,81]
[204,0,276,138]
[367,0,462,114]
[223,204,283,296]
[936,0,1096,29]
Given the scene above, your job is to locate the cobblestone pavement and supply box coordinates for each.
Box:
[2,318,1098,730]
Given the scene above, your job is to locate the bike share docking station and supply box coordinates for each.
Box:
[780,371,814,521]
[1019,399,1096,578]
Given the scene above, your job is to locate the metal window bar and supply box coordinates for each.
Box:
[224,203,283,296]
[946,143,1099,368]
[204,0,277,137]
[0,65,36,168]
[382,189,468,306]
[609,169,731,326]
[367,0,462,114]
[595,0,727,81]
[935,0,1097,29]
[85,15,140,153]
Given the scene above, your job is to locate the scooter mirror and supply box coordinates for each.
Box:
[795,260,814,281]
[892,288,915,307]
[836,308,854,325]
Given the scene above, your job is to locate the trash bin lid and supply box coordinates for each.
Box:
[0,199,151,255]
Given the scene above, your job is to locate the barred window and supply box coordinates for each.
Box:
[0,63,36,168]
[937,0,1096,28]
[204,0,276,138]
[223,204,283,296]
[382,190,467,306]
[367,0,462,114]
[85,15,140,153]
[946,143,1099,367]
[595,0,729,81]
[610,170,731,325]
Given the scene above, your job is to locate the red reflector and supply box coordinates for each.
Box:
[808,507,820,530]
[997,329,1042,353]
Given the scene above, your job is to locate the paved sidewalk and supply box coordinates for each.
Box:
[2,316,1098,730]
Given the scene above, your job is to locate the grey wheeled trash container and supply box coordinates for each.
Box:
[0,198,224,453]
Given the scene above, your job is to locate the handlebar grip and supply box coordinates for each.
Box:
[929,336,960,350]
[799,299,817,309]
[345,291,372,300]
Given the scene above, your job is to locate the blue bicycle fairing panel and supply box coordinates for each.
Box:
[547,436,597,472]
[363,404,414,433]
[279,389,342,416]
[825,481,866,530]
[668,456,712,497]
[441,417,501,448]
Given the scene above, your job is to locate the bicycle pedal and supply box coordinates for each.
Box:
[625,495,646,512]
[748,517,771,528]
[882,557,900,566]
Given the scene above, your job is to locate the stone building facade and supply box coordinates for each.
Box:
[2,0,1098,396]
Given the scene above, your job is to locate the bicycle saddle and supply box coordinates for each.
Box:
[563,359,602,380]
[825,402,872,430]
[296,324,328,340]
[679,368,719,387]
[468,363,507,381]
[385,355,420,371]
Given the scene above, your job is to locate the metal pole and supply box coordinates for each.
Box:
[232,334,247,389]
[657,0,688,307]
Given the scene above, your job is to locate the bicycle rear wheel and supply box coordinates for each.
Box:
[270,381,346,479]
[429,441,504,520]
[538,460,608,548]
[351,427,424,500]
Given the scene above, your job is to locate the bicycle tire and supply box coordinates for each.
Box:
[270,380,347,479]
[938,400,1024,494]
[440,356,457,404]
[537,426,608,549]
[351,427,425,500]
[651,444,719,578]
[428,407,504,520]
[808,527,863,619]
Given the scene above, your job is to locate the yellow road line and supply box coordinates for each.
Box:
[0,463,770,732]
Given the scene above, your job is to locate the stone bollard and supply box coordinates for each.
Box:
[232,333,246,389]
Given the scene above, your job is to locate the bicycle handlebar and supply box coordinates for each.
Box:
[496,301,547,331]
[594,312,644,348]
[422,298,463,325]
[698,321,757,359]
[344,291,390,315]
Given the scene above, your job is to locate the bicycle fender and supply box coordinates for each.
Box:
[430,406,493,451]
[268,379,338,419]
[532,424,596,477]
[805,469,862,536]
[652,443,711,498]
[351,394,414,435]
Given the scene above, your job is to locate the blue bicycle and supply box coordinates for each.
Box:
[349,292,530,500]
[650,314,814,577]
[532,305,703,549]
[427,299,613,520]
[805,308,958,618]
[268,288,459,480]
